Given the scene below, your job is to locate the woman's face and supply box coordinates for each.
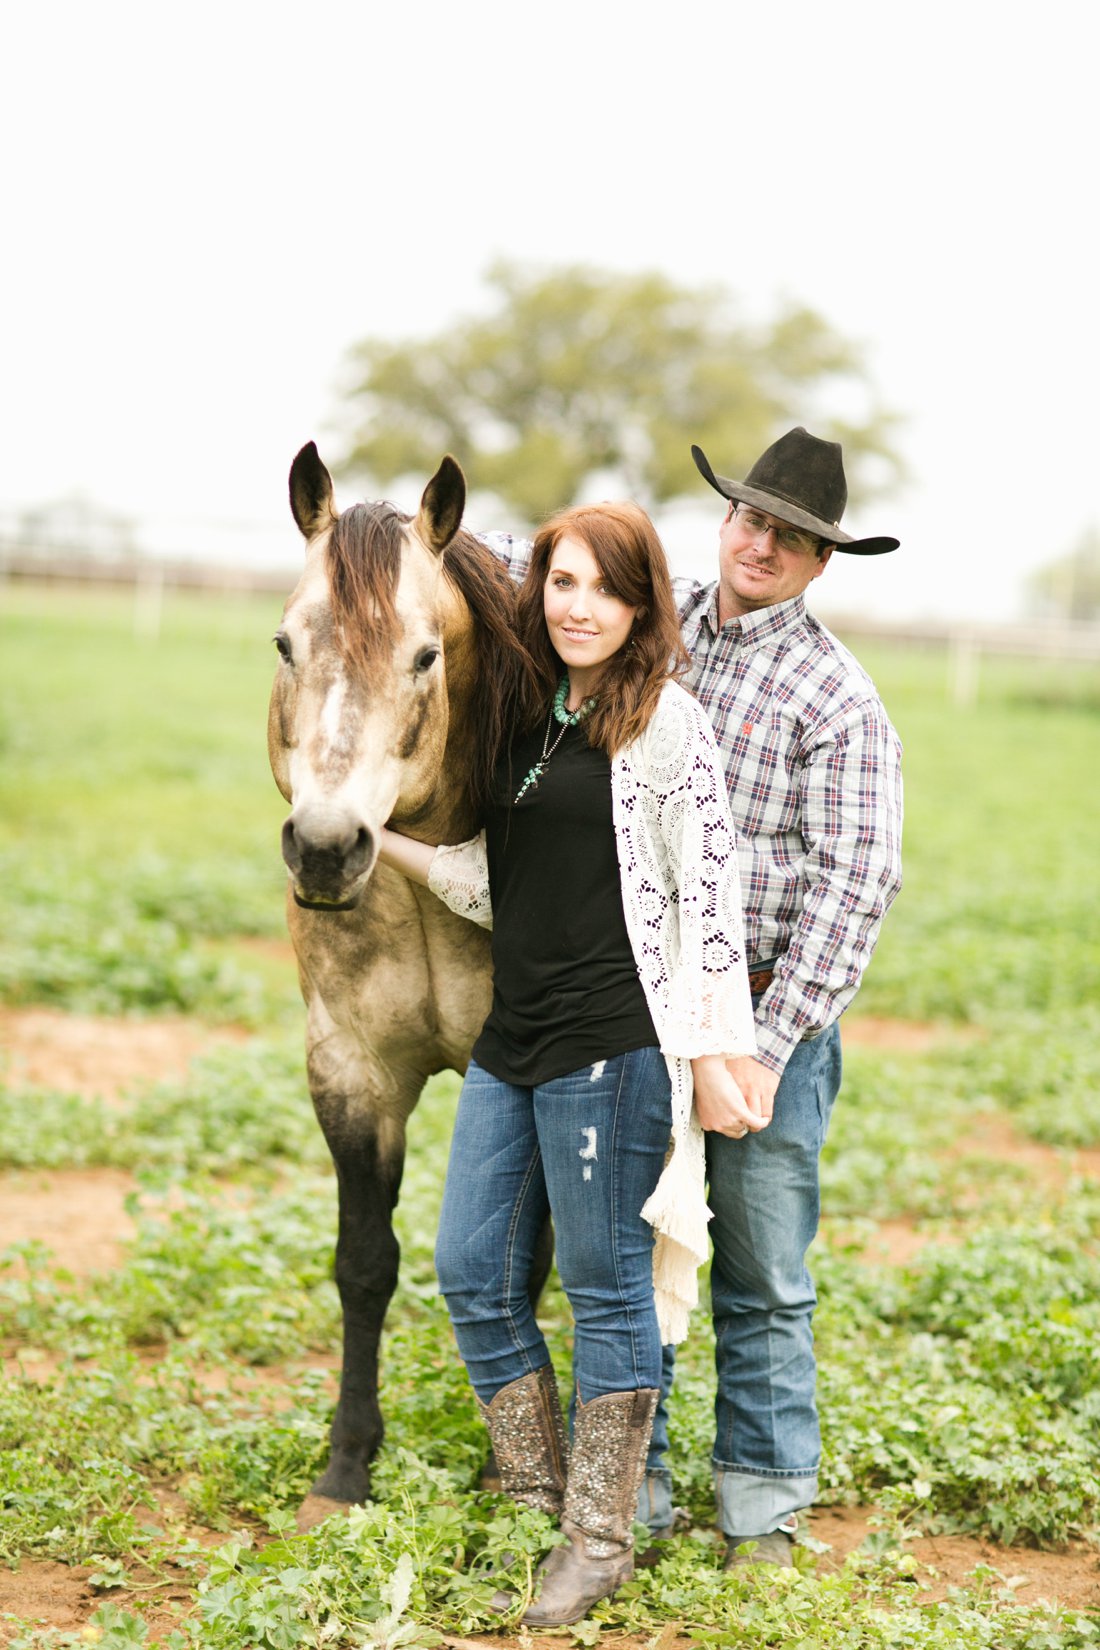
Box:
[542,535,638,683]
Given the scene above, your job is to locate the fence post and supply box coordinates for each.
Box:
[948,629,979,707]
[133,562,165,642]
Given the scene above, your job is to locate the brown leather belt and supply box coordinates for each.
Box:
[747,968,775,995]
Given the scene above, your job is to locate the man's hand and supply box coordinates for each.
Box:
[691,1054,770,1139]
[725,1055,781,1125]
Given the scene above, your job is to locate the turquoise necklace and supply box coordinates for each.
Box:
[513,677,596,805]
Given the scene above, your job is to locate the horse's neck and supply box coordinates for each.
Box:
[441,603,487,840]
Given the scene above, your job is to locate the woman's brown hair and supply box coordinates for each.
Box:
[514,501,689,757]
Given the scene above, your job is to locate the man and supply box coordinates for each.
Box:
[640,427,903,1568]
[484,425,903,1569]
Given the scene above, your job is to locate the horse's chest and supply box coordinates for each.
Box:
[291,884,492,1064]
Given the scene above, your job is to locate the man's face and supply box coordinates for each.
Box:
[717,502,833,621]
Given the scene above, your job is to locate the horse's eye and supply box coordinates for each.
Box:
[273,632,293,664]
[414,645,440,676]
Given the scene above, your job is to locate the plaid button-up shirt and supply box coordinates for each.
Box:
[673,578,902,1073]
[482,536,903,1075]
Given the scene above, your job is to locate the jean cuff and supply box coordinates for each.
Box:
[635,1466,674,1535]
[713,1464,817,1537]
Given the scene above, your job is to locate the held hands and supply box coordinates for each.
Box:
[725,1055,781,1125]
[691,1054,771,1140]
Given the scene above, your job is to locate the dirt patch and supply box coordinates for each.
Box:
[0,1007,248,1102]
[232,936,296,966]
[0,1487,241,1647]
[842,1015,986,1052]
[810,1504,1100,1610]
[0,1561,98,1643]
[952,1112,1100,1185]
[0,1166,136,1274]
[836,1215,941,1268]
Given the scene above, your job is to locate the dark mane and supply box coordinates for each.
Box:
[326,505,532,812]
[326,503,405,683]
[442,527,534,809]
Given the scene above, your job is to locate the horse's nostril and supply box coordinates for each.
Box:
[281,817,302,872]
[348,825,374,874]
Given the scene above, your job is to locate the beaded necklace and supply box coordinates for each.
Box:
[513,677,596,805]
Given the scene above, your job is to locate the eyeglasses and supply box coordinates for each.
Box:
[732,505,821,556]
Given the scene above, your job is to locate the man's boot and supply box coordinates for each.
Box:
[723,1515,798,1570]
[522,1387,658,1627]
[476,1365,569,1610]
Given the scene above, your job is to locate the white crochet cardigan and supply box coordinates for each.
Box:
[427,681,757,1343]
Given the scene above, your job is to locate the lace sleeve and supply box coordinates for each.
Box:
[426,834,494,929]
[629,687,756,1059]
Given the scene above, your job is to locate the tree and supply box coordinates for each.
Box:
[1026,526,1100,622]
[336,260,903,523]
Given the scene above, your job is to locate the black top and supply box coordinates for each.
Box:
[471,715,658,1086]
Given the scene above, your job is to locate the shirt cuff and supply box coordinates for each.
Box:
[751,1018,801,1076]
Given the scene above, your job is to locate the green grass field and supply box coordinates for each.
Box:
[1,580,1098,1648]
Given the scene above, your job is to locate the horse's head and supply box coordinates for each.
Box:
[269,443,469,911]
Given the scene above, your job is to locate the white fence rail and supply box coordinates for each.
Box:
[4,547,1100,700]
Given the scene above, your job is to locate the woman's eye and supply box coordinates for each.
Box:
[414,646,440,675]
[273,633,293,663]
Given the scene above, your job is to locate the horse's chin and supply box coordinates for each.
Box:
[292,889,363,912]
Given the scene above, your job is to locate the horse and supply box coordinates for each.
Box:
[269,444,547,1529]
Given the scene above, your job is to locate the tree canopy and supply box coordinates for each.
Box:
[337,261,903,523]
[1027,526,1100,621]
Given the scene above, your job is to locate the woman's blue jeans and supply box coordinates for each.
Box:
[435,1048,672,1404]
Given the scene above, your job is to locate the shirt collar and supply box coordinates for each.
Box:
[701,591,809,649]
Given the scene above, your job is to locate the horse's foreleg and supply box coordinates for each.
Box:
[299,1089,407,1529]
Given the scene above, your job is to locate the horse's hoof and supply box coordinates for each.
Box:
[295,1493,353,1534]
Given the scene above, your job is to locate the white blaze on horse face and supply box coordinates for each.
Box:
[319,676,348,760]
[279,542,451,881]
[287,677,407,847]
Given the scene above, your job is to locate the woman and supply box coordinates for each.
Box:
[378,501,762,1625]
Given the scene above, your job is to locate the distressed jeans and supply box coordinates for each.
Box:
[435,1048,672,1403]
[642,1021,842,1537]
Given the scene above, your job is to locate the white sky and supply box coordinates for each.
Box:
[2,0,1096,623]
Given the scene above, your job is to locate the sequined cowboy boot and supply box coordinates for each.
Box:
[476,1365,569,1611]
[522,1386,658,1628]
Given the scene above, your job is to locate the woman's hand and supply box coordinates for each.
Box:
[691,1054,770,1139]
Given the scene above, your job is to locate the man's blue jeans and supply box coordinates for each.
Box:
[435,1048,672,1404]
[644,1022,842,1537]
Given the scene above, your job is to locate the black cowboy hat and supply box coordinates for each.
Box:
[691,427,899,556]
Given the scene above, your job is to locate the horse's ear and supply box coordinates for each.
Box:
[289,442,338,541]
[415,455,466,556]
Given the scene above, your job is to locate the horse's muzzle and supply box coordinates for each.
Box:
[282,812,374,908]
